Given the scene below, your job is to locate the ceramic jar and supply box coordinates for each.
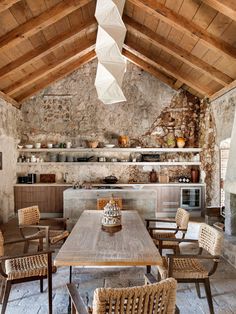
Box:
[176,137,186,148]
[118,135,129,148]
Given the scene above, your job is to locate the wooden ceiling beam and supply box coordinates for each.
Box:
[6,38,96,97]
[0,90,20,108]
[0,0,20,13]
[209,80,236,101]
[125,40,212,97]
[15,51,96,103]
[128,0,236,59]
[0,18,97,80]
[122,49,177,90]
[0,0,93,51]
[124,16,233,87]
[202,0,236,22]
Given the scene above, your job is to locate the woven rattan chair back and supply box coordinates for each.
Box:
[97,198,123,210]
[0,230,4,257]
[92,278,177,314]
[175,208,190,230]
[18,206,40,225]
[198,223,223,256]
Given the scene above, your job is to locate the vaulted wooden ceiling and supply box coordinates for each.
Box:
[0,0,235,109]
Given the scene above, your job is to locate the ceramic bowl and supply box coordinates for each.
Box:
[25,144,33,149]
[47,143,53,149]
[34,143,41,149]
[17,145,23,149]
[105,144,115,148]
[87,141,99,148]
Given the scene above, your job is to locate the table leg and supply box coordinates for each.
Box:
[146,265,151,273]
[68,266,73,313]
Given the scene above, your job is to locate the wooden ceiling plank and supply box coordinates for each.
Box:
[0,90,20,108]
[128,0,236,59]
[209,81,236,101]
[0,0,93,51]
[6,39,96,96]
[124,40,211,97]
[0,18,97,80]
[16,50,96,103]
[0,0,20,13]
[125,16,233,86]
[122,48,177,89]
[202,0,236,22]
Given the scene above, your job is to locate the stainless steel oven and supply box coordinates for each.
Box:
[180,187,201,211]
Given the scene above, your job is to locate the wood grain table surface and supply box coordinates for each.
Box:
[54,210,162,267]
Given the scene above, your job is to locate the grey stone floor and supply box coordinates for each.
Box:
[1,219,236,314]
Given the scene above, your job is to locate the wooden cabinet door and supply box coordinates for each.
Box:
[157,186,180,214]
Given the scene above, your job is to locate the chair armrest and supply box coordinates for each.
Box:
[158,238,198,243]
[67,283,89,314]
[166,254,220,260]
[0,249,54,262]
[148,227,187,232]
[145,218,176,223]
[4,233,46,245]
[19,225,49,247]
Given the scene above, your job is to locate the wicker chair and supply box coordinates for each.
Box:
[97,198,123,210]
[67,275,178,314]
[155,223,223,314]
[146,208,190,254]
[18,205,69,252]
[0,229,55,314]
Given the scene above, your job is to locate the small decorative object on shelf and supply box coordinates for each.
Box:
[118,135,129,148]
[176,137,186,148]
[102,197,122,233]
[149,169,157,183]
[178,176,190,183]
[191,167,200,183]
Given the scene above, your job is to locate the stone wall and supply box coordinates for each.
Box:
[19,60,201,184]
[0,99,22,222]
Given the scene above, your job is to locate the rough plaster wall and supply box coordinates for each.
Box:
[0,99,21,222]
[19,61,201,184]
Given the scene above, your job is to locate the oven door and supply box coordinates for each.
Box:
[180,187,201,211]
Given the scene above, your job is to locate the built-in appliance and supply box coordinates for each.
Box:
[180,187,201,211]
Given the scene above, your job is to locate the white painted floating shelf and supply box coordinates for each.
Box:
[17,162,201,166]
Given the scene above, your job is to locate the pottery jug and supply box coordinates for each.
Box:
[149,169,157,183]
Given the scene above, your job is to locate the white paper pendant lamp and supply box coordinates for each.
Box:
[95,0,127,104]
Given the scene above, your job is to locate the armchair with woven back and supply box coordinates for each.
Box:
[146,207,190,255]
[152,223,223,314]
[18,205,69,252]
[0,226,55,314]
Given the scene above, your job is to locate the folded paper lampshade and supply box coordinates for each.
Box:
[95,0,127,104]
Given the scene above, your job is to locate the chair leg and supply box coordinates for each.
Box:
[195,282,201,298]
[23,240,29,253]
[204,278,214,314]
[174,246,180,255]
[47,253,53,314]
[1,280,11,314]
[0,279,6,304]
[40,278,44,293]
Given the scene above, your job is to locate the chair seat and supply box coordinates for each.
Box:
[5,254,57,280]
[157,256,208,280]
[153,232,179,247]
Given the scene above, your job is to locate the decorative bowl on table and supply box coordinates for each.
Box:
[102,197,122,232]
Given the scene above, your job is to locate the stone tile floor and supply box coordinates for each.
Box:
[1,219,236,314]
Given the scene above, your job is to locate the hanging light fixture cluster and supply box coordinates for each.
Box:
[94,0,127,104]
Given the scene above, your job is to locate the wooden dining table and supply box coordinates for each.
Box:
[54,210,162,268]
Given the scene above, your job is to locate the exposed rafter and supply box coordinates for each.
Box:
[0,0,20,13]
[210,80,236,101]
[122,49,177,90]
[0,18,97,80]
[0,90,20,108]
[202,0,236,22]
[124,15,233,87]
[16,50,96,103]
[6,39,96,97]
[0,0,93,51]
[128,0,236,59]
[124,41,212,97]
